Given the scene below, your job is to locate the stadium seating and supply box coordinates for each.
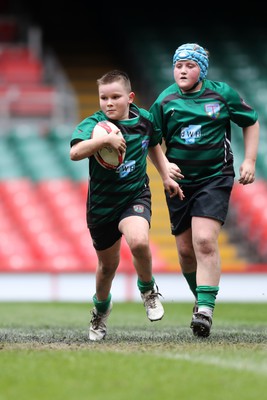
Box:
[0,197,37,272]
[0,46,43,84]
[230,180,267,262]
[0,174,141,273]
[2,84,57,117]
[47,126,89,181]
[0,30,79,132]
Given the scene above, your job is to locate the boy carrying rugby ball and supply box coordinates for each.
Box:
[70,69,184,341]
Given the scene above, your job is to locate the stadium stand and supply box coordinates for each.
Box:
[0,14,78,135]
[0,46,43,83]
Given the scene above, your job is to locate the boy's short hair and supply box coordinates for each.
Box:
[97,70,132,91]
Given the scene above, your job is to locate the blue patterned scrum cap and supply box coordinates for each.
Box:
[173,43,209,81]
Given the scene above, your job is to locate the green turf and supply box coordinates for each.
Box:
[0,302,267,400]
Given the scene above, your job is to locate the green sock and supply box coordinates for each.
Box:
[137,276,155,293]
[183,271,197,299]
[196,285,219,310]
[93,293,112,313]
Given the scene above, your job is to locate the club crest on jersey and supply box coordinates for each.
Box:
[133,205,144,213]
[181,125,201,144]
[205,103,220,119]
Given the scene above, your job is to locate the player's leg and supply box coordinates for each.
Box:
[119,215,164,321]
[190,216,221,337]
[175,227,198,297]
[119,215,152,280]
[89,220,121,341]
[175,228,199,325]
[89,241,121,341]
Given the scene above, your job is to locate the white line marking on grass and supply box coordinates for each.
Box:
[155,352,267,375]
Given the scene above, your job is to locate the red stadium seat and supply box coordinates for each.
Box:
[0,231,37,272]
[10,85,56,116]
[78,180,89,203]
[255,208,267,260]
[0,46,35,62]
[35,232,86,272]
[36,180,94,263]
[0,179,89,272]
[0,178,33,197]
[38,180,98,270]
[230,180,267,205]
[0,180,40,271]
[0,179,171,273]
[0,84,57,117]
[230,180,267,237]
[0,46,43,84]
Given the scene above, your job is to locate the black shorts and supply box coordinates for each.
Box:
[166,175,234,236]
[89,194,151,251]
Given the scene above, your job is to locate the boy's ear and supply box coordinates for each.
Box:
[129,91,135,103]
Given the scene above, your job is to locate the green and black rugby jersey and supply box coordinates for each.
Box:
[150,79,258,184]
[70,103,161,227]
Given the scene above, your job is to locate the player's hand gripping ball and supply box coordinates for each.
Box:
[92,121,125,170]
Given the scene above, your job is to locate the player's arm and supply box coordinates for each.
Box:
[70,133,126,161]
[238,120,260,185]
[148,144,184,200]
[147,143,183,181]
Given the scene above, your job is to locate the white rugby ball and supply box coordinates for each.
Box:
[92,121,125,170]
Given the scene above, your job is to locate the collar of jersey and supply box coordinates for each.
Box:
[177,80,206,98]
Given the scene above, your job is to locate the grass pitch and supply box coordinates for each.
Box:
[0,301,267,400]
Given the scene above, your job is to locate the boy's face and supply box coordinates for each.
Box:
[173,60,201,92]
[98,82,134,120]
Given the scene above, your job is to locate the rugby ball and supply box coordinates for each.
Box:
[92,121,125,170]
